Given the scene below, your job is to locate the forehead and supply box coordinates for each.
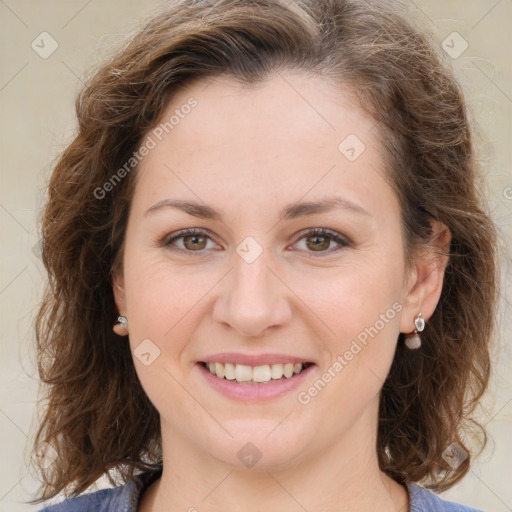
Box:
[133,71,399,222]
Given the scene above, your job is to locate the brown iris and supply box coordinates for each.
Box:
[183,234,208,250]
[305,234,330,251]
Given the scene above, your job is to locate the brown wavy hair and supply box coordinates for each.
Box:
[29,0,499,503]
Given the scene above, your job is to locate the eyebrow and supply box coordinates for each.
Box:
[144,196,370,220]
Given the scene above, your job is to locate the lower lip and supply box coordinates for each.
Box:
[196,363,315,402]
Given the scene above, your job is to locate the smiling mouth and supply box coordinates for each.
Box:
[199,361,314,385]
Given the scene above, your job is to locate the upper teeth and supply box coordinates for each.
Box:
[206,362,305,383]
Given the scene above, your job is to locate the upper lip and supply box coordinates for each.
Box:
[199,353,315,366]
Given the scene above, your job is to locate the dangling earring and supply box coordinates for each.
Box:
[113,315,129,336]
[405,313,425,349]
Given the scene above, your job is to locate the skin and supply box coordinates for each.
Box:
[113,70,450,512]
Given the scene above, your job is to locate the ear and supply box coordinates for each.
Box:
[399,221,451,333]
[112,267,127,316]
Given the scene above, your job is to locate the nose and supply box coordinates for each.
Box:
[212,248,293,338]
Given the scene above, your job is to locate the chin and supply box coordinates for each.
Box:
[199,420,313,471]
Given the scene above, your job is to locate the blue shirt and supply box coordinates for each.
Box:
[38,467,486,511]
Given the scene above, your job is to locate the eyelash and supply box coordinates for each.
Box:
[160,228,351,257]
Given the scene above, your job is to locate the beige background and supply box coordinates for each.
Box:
[0,1,510,511]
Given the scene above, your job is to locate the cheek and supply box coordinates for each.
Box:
[295,252,404,394]
[295,256,403,338]
[123,257,213,413]
[123,249,226,369]
[293,265,403,433]
[127,262,202,335]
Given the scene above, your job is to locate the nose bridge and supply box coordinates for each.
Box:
[213,242,291,337]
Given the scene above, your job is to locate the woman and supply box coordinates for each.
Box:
[30,0,498,510]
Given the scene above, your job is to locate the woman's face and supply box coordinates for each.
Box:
[114,71,422,470]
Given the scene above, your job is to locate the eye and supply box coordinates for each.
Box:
[162,228,220,255]
[292,228,351,256]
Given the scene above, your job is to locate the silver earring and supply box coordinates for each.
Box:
[405,313,425,349]
[113,315,129,336]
